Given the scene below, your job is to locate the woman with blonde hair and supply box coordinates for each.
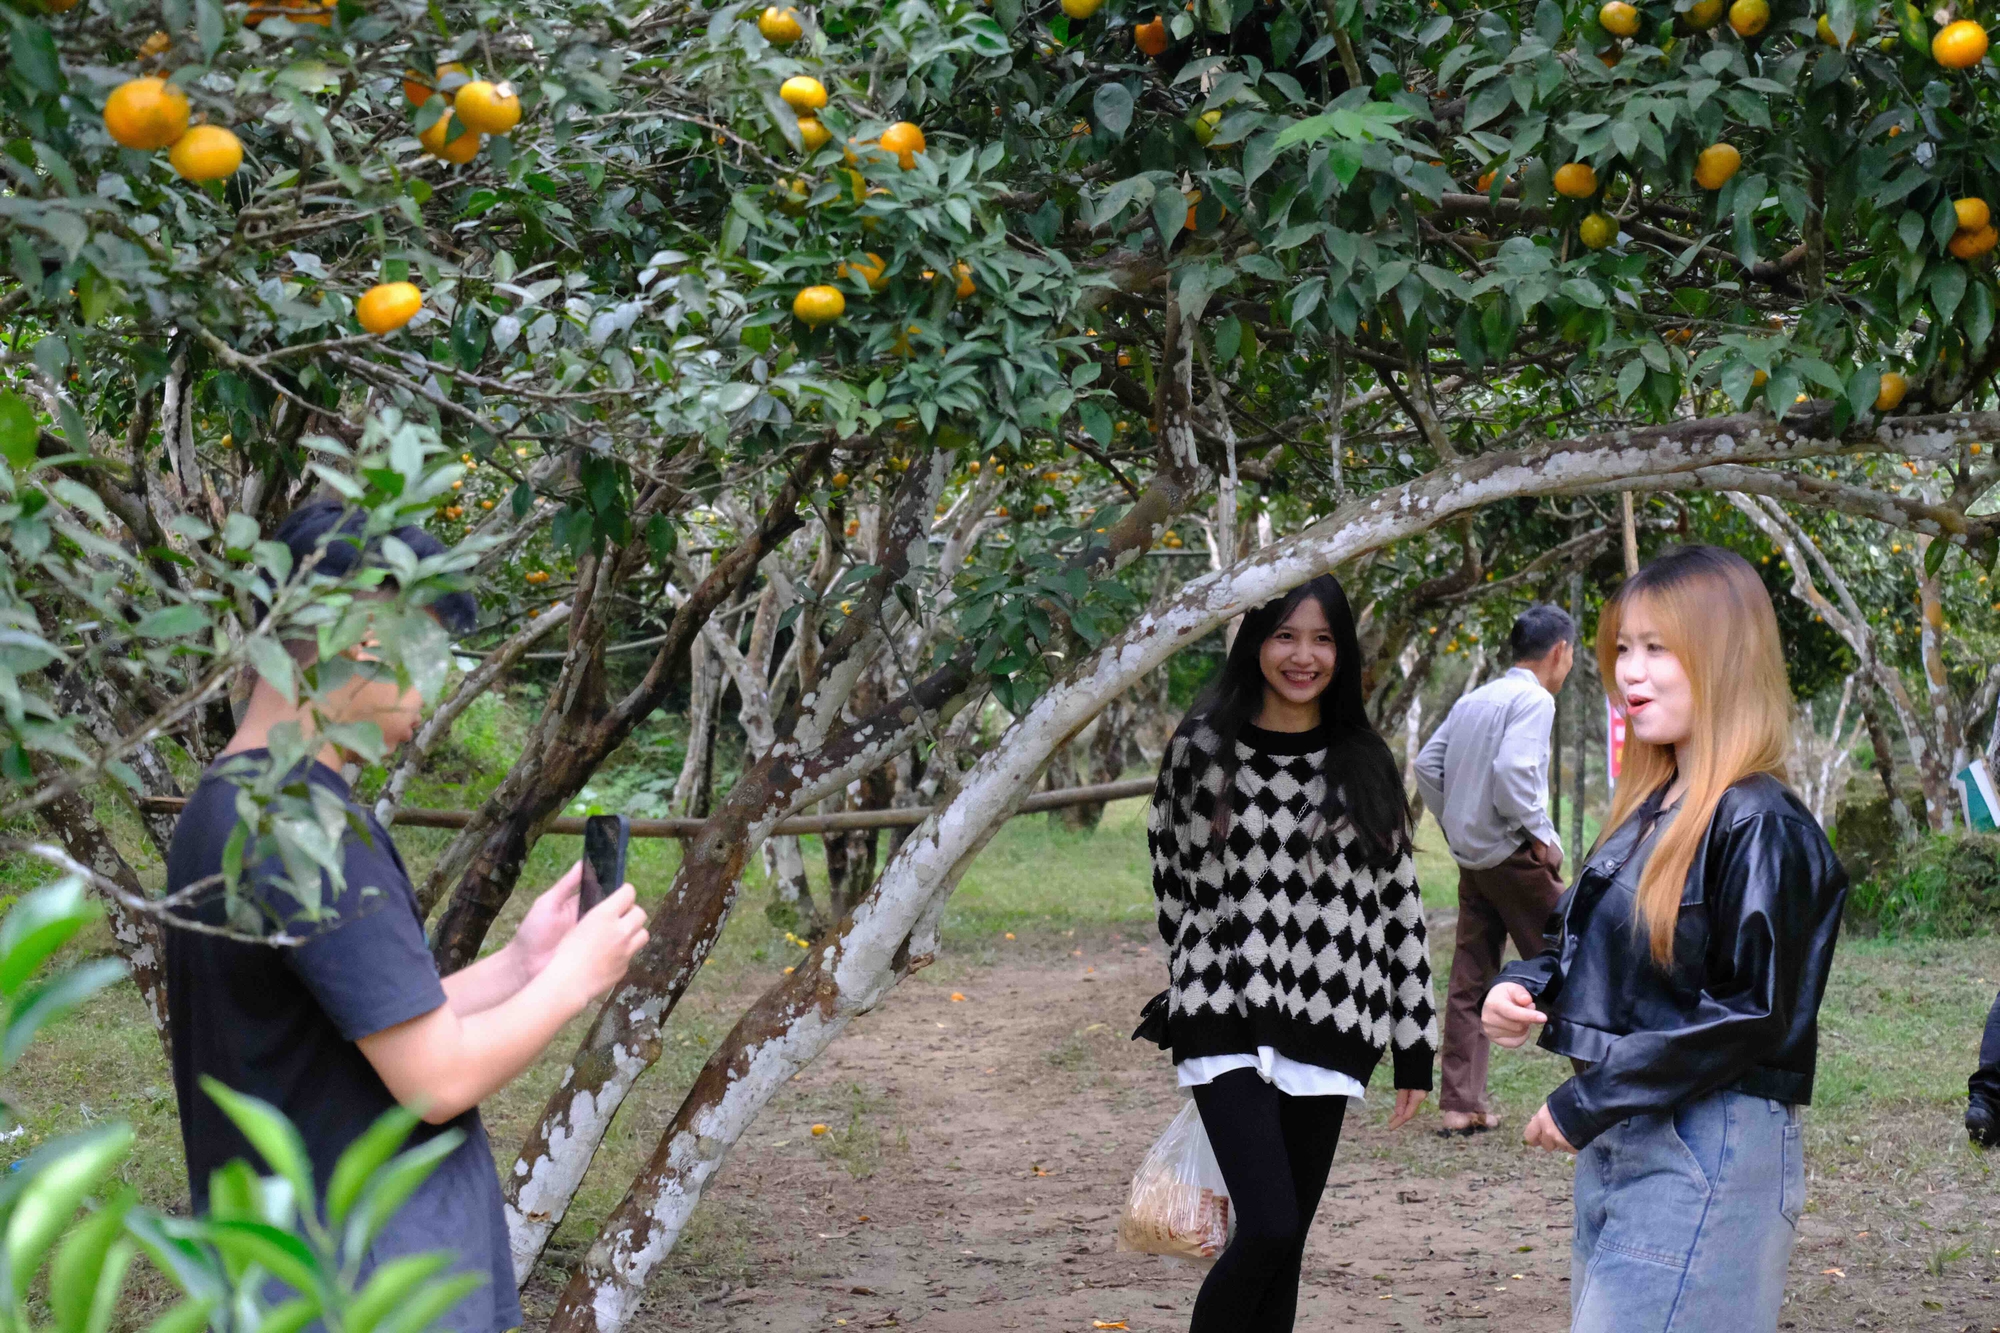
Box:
[1482,544,1848,1333]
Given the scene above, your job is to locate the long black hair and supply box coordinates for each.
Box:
[1176,573,1411,857]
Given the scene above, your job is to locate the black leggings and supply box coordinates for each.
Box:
[1187,1068,1348,1333]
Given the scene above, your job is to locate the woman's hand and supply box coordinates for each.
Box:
[1387,1088,1428,1130]
[1522,1103,1576,1153]
[1481,981,1547,1048]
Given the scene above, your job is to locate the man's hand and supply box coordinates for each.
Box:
[544,883,649,1007]
[508,862,584,983]
[1523,1102,1576,1153]
[1387,1088,1429,1130]
[1481,981,1547,1048]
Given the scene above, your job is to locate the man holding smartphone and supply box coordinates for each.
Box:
[164,501,650,1333]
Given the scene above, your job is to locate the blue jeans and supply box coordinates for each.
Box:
[1571,1088,1804,1333]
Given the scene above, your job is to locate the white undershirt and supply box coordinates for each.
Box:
[1177,1047,1368,1099]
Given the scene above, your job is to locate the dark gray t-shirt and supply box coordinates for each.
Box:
[164,752,520,1333]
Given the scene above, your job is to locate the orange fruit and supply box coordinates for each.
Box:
[1751,369,1769,386]
[41,0,80,13]
[953,261,975,299]
[1600,0,1641,35]
[758,5,803,44]
[1934,18,1989,66]
[247,0,333,25]
[1874,372,1909,411]
[103,77,190,151]
[404,61,468,106]
[1061,0,1103,14]
[169,125,243,180]
[1476,168,1508,191]
[1191,108,1222,145]
[1134,16,1168,55]
[1553,161,1598,198]
[1693,142,1740,190]
[879,121,926,168]
[454,80,520,134]
[1957,197,1991,231]
[1579,212,1619,249]
[1949,224,1999,258]
[419,108,481,163]
[797,116,831,151]
[138,30,171,55]
[1728,0,1768,34]
[1684,0,1724,25]
[1184,188,1201,229]
[356,281,422,334]
[837,252,888,290]
[793,284,846,326]
[780,76,827,111]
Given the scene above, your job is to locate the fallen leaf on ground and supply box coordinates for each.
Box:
[1093,1322,1128,1330]
[1821,1267,1845,1277]
[950,992,966,1001]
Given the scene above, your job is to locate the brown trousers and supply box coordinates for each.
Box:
[1439,838,1566,1116]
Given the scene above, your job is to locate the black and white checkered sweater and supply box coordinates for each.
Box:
[1148,721,1439,1091]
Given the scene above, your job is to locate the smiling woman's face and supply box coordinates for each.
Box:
[1614,599,1694,749]
[1258,596,1338,711]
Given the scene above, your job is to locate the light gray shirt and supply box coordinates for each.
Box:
[1412,667,1562,871]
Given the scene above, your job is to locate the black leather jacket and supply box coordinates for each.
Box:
[1495,773,1848,1149]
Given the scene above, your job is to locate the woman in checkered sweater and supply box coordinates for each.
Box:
[1147,573,1439,1332]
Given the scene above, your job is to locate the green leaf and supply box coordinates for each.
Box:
[347,1130,463,1252]
[202,1220,324,1298]
[199,1080,316,1211]
[1932,263,1968,325]
[0,880,97,999]
[1079,401,1113,448]
[131,603,208,640]
[0,393,37,471]
[323,1106,420,1230]
[1150,186,1186,245]
[50,1188,133,1333]
[1899,0,1929,51]
[1092,83,1134,137]
[345,1252,454,1333]
[1926,535,1950,577]
[7,18,62,96]
[140,1299,217,1333]
[257,1298,320,1333]
[5,1124,136,1298]
[4,959,127,1067]
[375,1274,484,1333]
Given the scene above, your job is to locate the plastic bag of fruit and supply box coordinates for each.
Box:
[1115,1098,1234,1265]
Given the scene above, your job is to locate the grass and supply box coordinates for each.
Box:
[21,702,2000,1321]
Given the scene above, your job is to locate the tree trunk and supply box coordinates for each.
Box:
[33,767,173,1062]
[672,631,723,820]
[1914,534,1968,776]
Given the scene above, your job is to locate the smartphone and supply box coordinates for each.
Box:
[579,814,630,915]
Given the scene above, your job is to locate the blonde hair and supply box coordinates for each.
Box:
[1595,545,1792,964]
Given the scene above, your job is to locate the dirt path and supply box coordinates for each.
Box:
[566,928,2000,1333]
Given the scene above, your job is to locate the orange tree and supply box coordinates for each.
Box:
[10,0,2000,1322]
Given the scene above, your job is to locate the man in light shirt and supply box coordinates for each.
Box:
[1413,604,1576,1134]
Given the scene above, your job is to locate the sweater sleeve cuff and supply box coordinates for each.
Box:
[1392,1042,1435,1093]
[1545,1078,1604,1150]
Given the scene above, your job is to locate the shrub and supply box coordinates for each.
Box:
[1845,831,2000,938]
